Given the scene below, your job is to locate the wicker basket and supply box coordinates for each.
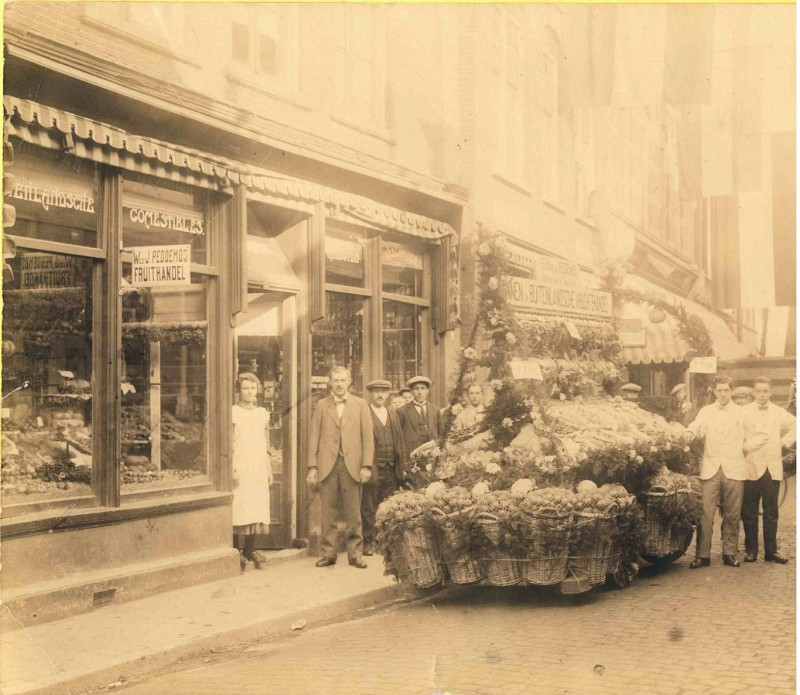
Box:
[520,509,572,586]
[569,512,615,585]
[430,507,485,585]
[643,487,677,557]
[475,512,521,586]
[395,515,443,588]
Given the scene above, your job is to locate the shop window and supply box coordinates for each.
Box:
[311,292,366,397]
[382,240,424,298]
[324,226,366,288]
[494,10,525,185]
[6,143,99,249]
[382,301,425,390]
[2,252,94,505]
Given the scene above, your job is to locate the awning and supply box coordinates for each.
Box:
[616,275,756,364]
[5,96,456,241]
[236,298,280,337]
[245,236,301,294]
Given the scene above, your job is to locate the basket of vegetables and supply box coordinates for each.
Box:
[600,483,637,574]
[568,485,617,585]
[427,484,484,585]
[518,487,575,585]
[667,474,701,555]
[642,475,678,557]
[472,489,522,586]
[375,492,443,588]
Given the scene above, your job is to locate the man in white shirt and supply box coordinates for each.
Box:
[741,377,796,564]
[684,375,747,568]
[453,383,486,432]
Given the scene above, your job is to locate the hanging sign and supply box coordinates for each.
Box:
[509,360,544,381]
[506,277,612,318]
[20,253,76,288]
[689,356,718,374]
[619,330,647,348]
[564,319,582,340]
[131,245,191,287]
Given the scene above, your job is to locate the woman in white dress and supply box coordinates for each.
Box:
[232,372,273,569]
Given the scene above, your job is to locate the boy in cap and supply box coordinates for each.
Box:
[360,379,408,556]
[398,376,443,465]
[732,386,754,407]
[398,386,414,405]
[620,383,642,401]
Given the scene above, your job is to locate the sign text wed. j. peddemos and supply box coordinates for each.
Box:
[506,277,612,318]
[131,245,191,287]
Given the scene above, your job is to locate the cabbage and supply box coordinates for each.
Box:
[576,480,598,493]
[425,481,448,499]
[471,481,490,498]
[510,478,536,500]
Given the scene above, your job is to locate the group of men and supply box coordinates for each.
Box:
[684,375,795,568]
[306,367,449,569]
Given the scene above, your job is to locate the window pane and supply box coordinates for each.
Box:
[311,292,365,399]
[123,179,209,265]
[7,142,99,247]
[382,300,423,391]
[2,252,94,505]
[120,271,209,491]
[382,240,424,297]
[325,226,365,288]
[258,35,278,75]
[232,21,249,64]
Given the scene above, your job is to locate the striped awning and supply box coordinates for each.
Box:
[4,96,456,240]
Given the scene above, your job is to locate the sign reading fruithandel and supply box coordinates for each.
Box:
[131,245,191,287]
[506,276,613,318]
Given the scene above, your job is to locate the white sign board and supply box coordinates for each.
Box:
[509,360,544,381]
[506,277,613,318]
[619,330,647,348]
[131,245,191,287]
[564,319,582,340]
[689,356,718,374]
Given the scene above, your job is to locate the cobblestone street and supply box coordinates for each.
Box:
[118,482,795,695]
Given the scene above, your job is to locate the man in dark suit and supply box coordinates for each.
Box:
[307,366,374,569]
[398,376,442,485]
[360,379,408,556]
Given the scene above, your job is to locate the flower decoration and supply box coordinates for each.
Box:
[488,276,499,290]
[478,243,491,257]
[505,332,517,345]
[463,347,477,360]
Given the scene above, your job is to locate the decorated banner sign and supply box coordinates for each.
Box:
[689,356,717,374]
[509,360,544,381]
[20,253,76,289]
[506,277,612,318]
[131,245,191,287]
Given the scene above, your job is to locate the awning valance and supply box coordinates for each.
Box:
[5,96,456,241]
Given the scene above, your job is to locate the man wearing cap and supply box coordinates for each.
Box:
[398,387,414,405]
[620,383,642,401]
[307,366,374,569]
[360,379,408,556]
[398,375,443,460]
[671,383,694,426]
[732,386,755,407]
[741,376,796,564]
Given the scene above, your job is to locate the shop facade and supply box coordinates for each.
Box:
[1,89,462,626]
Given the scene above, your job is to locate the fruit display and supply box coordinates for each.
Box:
[519,487,575,517]
[473,490,518,517]
[429,486,473,515]
[375,492,432,525]
[573,488,617,515]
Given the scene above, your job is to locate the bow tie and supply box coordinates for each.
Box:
[334,398,347,405]
[759,405,769,410]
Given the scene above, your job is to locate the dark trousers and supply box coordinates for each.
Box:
[361,466,399,545]
[319,455,363,560]
[742,470,781,556]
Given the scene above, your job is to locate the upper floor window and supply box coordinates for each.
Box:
[574,108,595,219]
[229,5,299,92]
[542,44,560,205]
[332,5,386,129]
[494,11,525,184]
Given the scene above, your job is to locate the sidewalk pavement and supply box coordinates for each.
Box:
[0,550,412,695]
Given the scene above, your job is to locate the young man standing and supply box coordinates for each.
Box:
[398,375,442,456]
[684,375,747,568]
[741,377,796,564]
[360,379,407,557]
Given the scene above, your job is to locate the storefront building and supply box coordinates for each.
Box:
[2,4,465,626]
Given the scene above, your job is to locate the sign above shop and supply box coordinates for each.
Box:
[131,245,191,287]
[619,330,647,348]
[125,205,204,235]
[507,246,583,289]
[506,277,612,318]
[20,253,76,289]
[509,360,544,381]
[689,356,718,374]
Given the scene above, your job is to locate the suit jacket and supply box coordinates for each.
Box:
[367,406,408,483]
[398,401,442,456]
[309,394,374,482]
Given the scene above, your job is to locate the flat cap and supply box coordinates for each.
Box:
[398,387,412,396]
[732,386,753,397]
[406,375,432,389]
[365,379,392,391]
[670,383,687,396]
[620,383,642,392]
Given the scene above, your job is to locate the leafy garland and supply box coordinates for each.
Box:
[4,288,89,333]
[122,321,208,347]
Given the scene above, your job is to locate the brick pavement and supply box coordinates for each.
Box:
[117,491,796,695]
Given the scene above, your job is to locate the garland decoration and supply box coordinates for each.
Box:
[122,320,208,347]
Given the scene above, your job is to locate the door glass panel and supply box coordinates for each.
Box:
[382,300,423,391]
[311,292,365,398]
[2,252,94,506]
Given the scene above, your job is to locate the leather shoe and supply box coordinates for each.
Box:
[722,554,740,567]
[744,553,758,563]
[363,543,374,557]
[765,553,789,564]
[348,557,368,569]
[315,557,336,568]
[689,557,710,569]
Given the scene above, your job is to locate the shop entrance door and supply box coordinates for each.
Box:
[235,293,294,549]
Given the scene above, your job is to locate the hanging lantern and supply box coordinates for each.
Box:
[648,306,667,324]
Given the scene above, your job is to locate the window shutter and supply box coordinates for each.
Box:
[432,235,456,337]
[229,184,247,317]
